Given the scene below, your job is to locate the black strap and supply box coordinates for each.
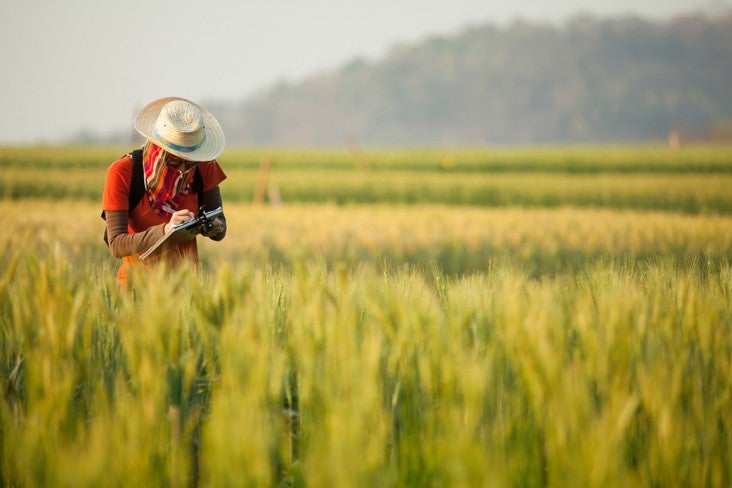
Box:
[128,148,145,213]
[191,164,203,196]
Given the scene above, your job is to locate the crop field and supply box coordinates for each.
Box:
[1,145,731,486]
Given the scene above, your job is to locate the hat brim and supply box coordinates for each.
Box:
[134,97,225,162]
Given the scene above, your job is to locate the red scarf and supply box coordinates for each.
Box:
[142,141,196,216]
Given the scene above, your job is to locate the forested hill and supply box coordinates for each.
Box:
[213,13,732,146]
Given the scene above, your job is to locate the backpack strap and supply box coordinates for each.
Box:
[191,166,203,197]
[128,148,145,213]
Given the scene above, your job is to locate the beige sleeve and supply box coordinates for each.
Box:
[105,210,167,258]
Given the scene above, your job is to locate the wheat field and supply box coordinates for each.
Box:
[1,146,731,486]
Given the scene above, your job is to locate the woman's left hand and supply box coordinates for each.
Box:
[201,217,225,238]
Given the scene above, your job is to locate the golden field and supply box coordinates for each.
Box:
[1,145,731,486]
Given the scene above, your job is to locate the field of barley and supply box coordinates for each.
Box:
[1,145,731,486]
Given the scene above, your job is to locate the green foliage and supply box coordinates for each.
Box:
[2,145,732,214]
[1,251,730,486]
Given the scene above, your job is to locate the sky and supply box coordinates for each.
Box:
[1,0,728,144]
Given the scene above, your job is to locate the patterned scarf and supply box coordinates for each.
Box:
[142,141,197,216]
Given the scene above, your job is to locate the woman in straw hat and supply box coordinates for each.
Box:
[102,97,228,287]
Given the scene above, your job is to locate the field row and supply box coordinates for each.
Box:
[2,144,732,173]
[2,144,730,213]
[4,200,731,276]
[3,167,732,214]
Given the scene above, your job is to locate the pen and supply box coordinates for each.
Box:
[161,204,176,215]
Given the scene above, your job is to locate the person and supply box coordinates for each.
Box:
[102,96,227,286]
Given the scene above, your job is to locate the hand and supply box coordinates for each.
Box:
[201,217,225,238]
[164,209,194,233]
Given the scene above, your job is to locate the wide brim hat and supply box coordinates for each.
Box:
[134,96,225,162]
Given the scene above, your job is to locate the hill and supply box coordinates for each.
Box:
[212,13,732,146]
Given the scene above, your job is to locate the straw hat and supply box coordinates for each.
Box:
[134,97,225,162]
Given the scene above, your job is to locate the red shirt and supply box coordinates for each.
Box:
[102,153,227,285]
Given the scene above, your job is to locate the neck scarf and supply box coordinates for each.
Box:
[142,141,197,216]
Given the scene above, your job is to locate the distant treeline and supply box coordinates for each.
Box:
[208,12,732,146]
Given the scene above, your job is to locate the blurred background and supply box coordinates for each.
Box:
[1,0,730,146]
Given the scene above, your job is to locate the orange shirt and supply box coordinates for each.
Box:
[102,153,227,285]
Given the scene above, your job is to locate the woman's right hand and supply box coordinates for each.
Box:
[164,209,195,233]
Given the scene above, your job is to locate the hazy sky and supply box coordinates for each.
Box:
[1,0,727,144]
